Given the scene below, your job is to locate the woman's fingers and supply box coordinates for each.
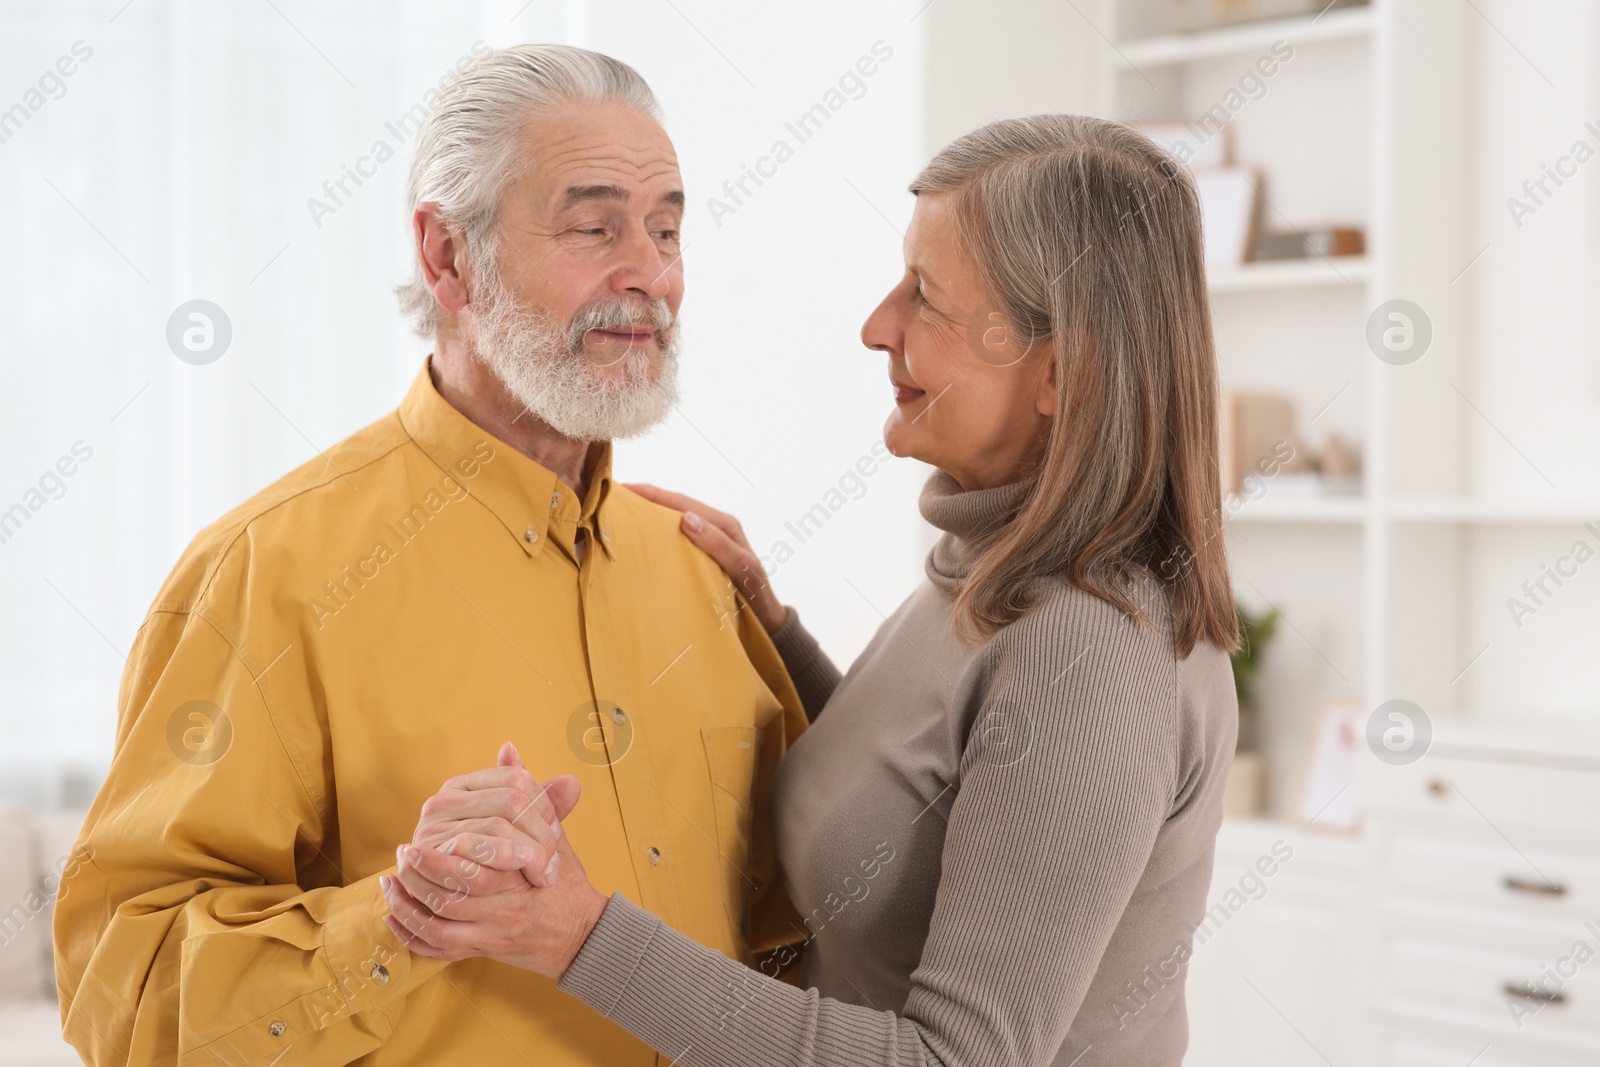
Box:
[625,483,749,548]
[404,839,527,896]
[393,846,466,918]
[394,844,494,921]
[385,915,451,960]
[680,516,787,635]
[438,832,553,885]
[682,516,761,594]
[627,483,787,634]
[421,784,563,849]
[623,482,709,515]
[495,746,583,824]
[541,775,582,823]
[383,911,446,959]
[380,872,470,960]
[436,766,563,824]
[416,813,556,870]
[414,752,583,888]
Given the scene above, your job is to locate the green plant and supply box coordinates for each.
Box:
[1231,602,1280,714]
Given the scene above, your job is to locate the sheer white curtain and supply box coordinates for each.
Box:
[0,0,930,805]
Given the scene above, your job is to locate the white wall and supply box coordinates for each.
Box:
[1460,0,1600,721]
[0,0,930,804]
[921,0,1100,154]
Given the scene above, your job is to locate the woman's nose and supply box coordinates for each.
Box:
[860,292,899,355]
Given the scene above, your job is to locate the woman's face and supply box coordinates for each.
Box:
[861,191,1057,491]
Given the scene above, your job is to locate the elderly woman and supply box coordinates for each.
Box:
[382,114,1241,1067]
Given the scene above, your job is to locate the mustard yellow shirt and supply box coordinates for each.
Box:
[54,359,808,1066]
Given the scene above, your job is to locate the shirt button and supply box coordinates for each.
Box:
[647,847,661,865]
[524,525,538,543]
[269,1021,287,1037]
[371,963,390,984]
[551,491,562,509]
[612,707,627,724]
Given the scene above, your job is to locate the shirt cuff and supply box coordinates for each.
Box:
[192,871,448,1063]
[321,867,449,1020]
[557,892,664,1016]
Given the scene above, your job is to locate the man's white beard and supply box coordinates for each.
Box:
[470,261,680,443]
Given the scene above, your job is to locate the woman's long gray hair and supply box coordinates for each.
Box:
[913,115,1240,656]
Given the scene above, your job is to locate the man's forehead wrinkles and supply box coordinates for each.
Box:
[537,132,679,170]
[540,152,681,184]
[543,157,680,183]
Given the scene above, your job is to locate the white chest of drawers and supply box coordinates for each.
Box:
[1363,723,1600,1066]
[1183,722,1600,1067]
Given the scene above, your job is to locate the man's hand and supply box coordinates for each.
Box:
[409,742,581,893]
[382,746,608,979]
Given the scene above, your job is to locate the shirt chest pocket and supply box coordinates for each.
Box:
[702,725,760,927]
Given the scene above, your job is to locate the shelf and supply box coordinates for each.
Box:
[1227,497,1600,525]
[1208,256,1370,293]
[1114,6,1374,69]
[1226,497,1366,524]
[1387,498,1600,525]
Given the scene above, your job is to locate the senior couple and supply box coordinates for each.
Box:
[55,44,1239,1067]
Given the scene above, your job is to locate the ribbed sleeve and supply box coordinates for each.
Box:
[768,607,843,723]
[559,582,1193,1067]
[561,894,929,1065]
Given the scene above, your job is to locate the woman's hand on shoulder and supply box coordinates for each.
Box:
[625,483,787,636]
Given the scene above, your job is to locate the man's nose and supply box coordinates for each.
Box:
[610,223,673,302]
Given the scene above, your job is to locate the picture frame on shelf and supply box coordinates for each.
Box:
[1289,697,1363,831]
[1193,167,1260,267]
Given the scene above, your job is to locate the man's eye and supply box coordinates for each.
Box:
[654,230,679,242]
[915,286,932,307]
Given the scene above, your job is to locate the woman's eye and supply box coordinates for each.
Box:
[915,286,932,308]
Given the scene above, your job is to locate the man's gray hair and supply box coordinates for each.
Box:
[395,44,662,337]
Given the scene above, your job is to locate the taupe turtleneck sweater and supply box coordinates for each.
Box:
[559,471,1238,1067]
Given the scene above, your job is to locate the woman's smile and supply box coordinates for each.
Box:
[890,373,925,405]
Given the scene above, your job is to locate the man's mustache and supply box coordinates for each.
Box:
[567,298,674,346]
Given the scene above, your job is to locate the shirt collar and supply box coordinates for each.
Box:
[396,357,617,561]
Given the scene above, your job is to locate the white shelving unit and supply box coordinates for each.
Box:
[1099,0,1600,761]
[1094,4,1600,1065]
[1112,4,1376,66]
[1206,254,1370,293]
[1101,0,1432,752]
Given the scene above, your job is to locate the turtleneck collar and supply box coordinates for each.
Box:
[920,469,1032,591]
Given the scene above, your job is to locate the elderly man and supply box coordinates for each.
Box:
[54,44,806,1066]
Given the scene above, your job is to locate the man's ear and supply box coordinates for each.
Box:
[415,201,471,316]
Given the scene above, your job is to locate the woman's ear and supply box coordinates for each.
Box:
[1035,342,1061,418]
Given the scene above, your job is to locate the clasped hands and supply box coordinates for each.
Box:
[380,742,610,978]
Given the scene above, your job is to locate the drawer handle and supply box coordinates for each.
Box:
[1503,875,1568,898]
[1503,981,1567,1006]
